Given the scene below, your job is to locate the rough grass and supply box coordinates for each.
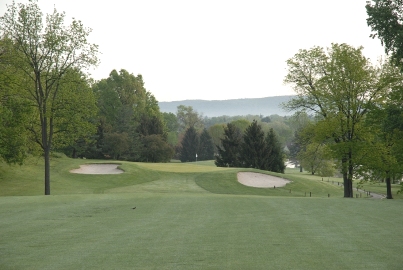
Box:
[1,156,403,269]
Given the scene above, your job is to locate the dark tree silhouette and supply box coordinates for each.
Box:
[198,128,215,161]
[240,120,268,169]
[179,126,199,162]
[215,123,243,167]
[265,128,286,173]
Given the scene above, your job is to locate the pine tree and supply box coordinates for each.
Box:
[198,128,215,161]
[215,123,243,167]
[179,126,199,162]
[266,128,285,173]
[240,120,268,169]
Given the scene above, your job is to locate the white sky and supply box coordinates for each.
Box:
[1,0,385,102]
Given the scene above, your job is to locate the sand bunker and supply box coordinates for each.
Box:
[70,164,124,174]
[237,172,290,188]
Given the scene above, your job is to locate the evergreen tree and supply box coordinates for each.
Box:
[266,128,286,173]
[198,128,215,161]
[179,126,199,162]
[215,123,243,167]
[241,120,268,169]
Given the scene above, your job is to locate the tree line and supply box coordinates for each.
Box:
[1,0,403,198]
[215,120,285,173]
[0,0,290,195]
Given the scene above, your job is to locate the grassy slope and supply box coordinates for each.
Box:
[1,157,403,269]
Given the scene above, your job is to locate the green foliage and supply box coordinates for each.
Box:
[230,118,251,133]
[366,0,403,70]
[241,120,268,169]
[215,121,285,172]
[0,42,31,164]
[137,114,166,138]
[0,0,99,194]
[51,69,98,150]
[179,126,199,162]
[208,123,225,151]
[91,69,168,162]
[215,123,243,167]
[162,112,179,132]
[359,92,403,198]
[283,43,403,197]
[198,128,215,161]
[0,96,30,164]
[265,120,293,146]
[140,134,174,162]
[176,105,204,131]
[265,128,286,173]
[102,132,131,160]
[298,143,334,177]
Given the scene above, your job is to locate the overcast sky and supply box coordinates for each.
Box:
[1,0,386,101]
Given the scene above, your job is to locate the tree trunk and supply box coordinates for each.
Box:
[386,176,393,199]
[42,110,51,195]
[347,163,354,198]
[342,171,350,197]
[44,147,50,195]
[341,157,351,197]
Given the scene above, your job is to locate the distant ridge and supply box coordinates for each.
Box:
[158,95,295,117]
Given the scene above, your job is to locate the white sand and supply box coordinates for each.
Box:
[70,164,124,174]
[237,172,290,188]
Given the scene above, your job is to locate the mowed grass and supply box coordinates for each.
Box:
[1,157,403,269]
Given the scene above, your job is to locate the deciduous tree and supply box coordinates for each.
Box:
[0,0,99,194]
[283,43,401,197]
[176,105,204,131]
[366,0,403,69]
[0,38,31,164]
[141,134,174,162]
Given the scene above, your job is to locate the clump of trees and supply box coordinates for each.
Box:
[179,127,215,162]
[86,69,173,162]
[0,1,175,195]
[215,120,285,173]
[283,43,403,198]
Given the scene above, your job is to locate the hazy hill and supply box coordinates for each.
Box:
[158,95,295,117]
